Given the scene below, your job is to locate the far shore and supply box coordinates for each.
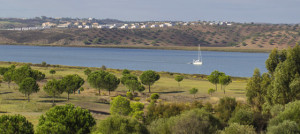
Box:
[0,61,249,80]
[0,43,272,53]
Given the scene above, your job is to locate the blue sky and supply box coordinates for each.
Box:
[0,0,299,23]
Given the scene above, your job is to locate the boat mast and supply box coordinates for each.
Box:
[198,44,201,61]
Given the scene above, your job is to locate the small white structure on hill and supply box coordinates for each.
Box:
[131,25,139,29]
[165,23,174,27]
[84,25,91,29]
[57,23,71,28]
[159,24,166,28]
[141,25,149,28]
[120,25,128,29]
[150,24,158,28]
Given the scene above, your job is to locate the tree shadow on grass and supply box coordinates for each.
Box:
[0,111,8,113]
[234,92,245,94]
[89,109,110,115]
[37,100,67,103]
[196,96,208,99]
[5,98,27,101]
[153,91,185,94]
[0,92,13,95]
[229,89,245,91]
[39,96,69,99]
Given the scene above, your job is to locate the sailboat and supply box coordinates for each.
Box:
[193,44,203,65]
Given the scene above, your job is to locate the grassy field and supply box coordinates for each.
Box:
[0,61,247,129]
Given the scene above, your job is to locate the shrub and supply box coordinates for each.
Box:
[208,88,215,96]
[96,116,149,134]
[37,104,95,134]
[145,102,189,124]
[133,97,141,101]
[0,114,34,134]
[126,92,134,100]
[215,97,237,122]
[110,95,132,116]
[268,100,300,127]
[36,121,67,134]
[150,93,160,100]
[270,104,285,118]
[149,109,222,134]
[229,109,254,125]
[267,120,300,134]
[220,123,256,134]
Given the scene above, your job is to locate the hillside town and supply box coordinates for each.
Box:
[1,17,233,31]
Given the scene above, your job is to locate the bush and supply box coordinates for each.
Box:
[126,92,134,100]
[220,123,256,134]
[149,108,222,134]
[96,116,149,134]
[215,97,237,122]
[133,97,141,101]
[145,102,190,124]
[0,114,34,134]
[150,93,160,100]
[36,121,67,134]
[270,104,285,117]
[37,104,95,134]
[229,109,254,125]
[267,120,300,134]
[268,100,300,127]
[110,96,132,116]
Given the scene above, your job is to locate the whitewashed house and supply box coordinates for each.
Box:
[150,24,158,28]
[130,25,139,29]
[141,25,149,28]
[57,23,71,28]
[120,25,128,29]
[165,23,174,27]
[97,25,109,29]
[84,25,91,29]
[109,25,117,29]
[78,25,83,28]
[42,22,57,27]
[74,22,80,26]
[92,23,99,28]
[159,24,166,28]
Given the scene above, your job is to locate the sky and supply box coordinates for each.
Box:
[0,0,299,23]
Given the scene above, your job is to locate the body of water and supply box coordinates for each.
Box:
[0,45,269,77]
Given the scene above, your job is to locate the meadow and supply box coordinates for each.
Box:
[0,61,247,129]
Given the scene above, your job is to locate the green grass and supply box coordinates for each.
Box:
[0,61,248,130]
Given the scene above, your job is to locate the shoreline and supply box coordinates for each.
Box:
[0,43,271,53]
[0,61,249,80]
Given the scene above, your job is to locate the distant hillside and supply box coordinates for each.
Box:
[0,24,299,50]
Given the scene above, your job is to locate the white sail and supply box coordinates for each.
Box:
[193,44,203,65]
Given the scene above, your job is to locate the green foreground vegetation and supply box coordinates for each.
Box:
[1,45,300,133]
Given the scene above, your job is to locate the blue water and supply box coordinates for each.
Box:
[0,45,269,77]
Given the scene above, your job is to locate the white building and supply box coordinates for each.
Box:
[92,23,99,28]
[165,23,174,27]
[159,24,167,28]
[57,23,70,28]
[84,25,91,29]
[96,25,108,29]
[42,22,56,27]
[109,25,117,29]
[120,25,128,29]
[141,25,149,28]
[130,25,139,29]
[78,25,83,28]
[150,24,158,28]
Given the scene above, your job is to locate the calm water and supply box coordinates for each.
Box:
[0,45,269,77]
